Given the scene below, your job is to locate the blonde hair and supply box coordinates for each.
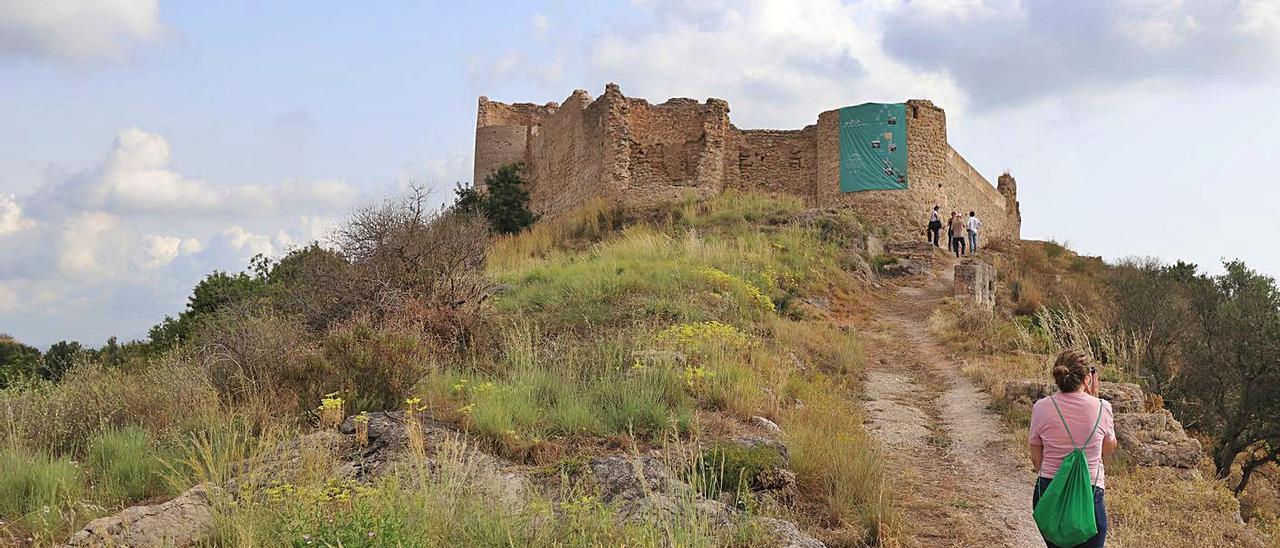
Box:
[1052,349,1090,393]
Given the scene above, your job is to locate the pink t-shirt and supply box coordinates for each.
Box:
[1029,391,1116,488]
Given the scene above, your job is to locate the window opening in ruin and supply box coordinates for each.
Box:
[912,106,920,119]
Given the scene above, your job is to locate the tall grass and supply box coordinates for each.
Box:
[86,427,167,504]
[784,376,894,543]
[0,445,84,541]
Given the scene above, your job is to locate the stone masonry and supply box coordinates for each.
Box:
[474,84,1021,244]
[954,259,997,309]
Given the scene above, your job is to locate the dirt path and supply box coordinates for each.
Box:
[852,257,1041,547]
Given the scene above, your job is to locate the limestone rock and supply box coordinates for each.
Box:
[879,259,926,277]
[1002,380,1146,413]
[752,415,784,435]
[1114,410,1203,468]
[588,455,823,546]
[63,485,213,547]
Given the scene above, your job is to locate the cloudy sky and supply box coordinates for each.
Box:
[2,0,1279,347]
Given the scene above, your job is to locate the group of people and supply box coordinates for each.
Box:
[925,205,982,258]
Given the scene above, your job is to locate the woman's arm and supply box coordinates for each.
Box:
[1102,437,1118,458]
[1030,443,1044,472]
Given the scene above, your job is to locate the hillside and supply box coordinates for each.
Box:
[0,191,1275,547]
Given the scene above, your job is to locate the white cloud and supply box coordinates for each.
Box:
[588,0,965,129]
[0,0,165,61]
[0,127,371,346]
[59,211,121,275]
[0,193,33,236]
[881,0,1280,109]
[220,226,275,259]
[136,234,201,270]
[47,127,359,217]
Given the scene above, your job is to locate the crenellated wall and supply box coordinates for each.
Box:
[473,85,1022,243]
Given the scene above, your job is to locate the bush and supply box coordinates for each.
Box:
[196,304,327,415]
[335,185,494,349]
[0,358,220,456]
[471,164,537,235]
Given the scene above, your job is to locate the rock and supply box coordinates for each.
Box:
[879,259,926,277]
[800,297,831,314]
[1114,410,1203,468]
[752,415,784,435]
[752,466,797,492]
[588,454,823,546]
[63,485,214,547]
[1002,380,1146,413]
[728,436,790,463]
[755,517,826,548]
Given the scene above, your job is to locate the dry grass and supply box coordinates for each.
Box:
[1107,466,1267,547]
[784,376,895,544]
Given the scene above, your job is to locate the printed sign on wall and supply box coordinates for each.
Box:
[838,103,908,192]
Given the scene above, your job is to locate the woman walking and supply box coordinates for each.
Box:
[1029,349,1118,547]
[948,211,967,257]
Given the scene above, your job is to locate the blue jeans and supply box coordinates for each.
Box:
[968,230,979,253]
[1032,476,1107,547]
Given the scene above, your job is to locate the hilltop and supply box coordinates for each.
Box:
[0,186,1277,547]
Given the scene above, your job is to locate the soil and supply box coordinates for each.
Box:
[844,254,1042,547]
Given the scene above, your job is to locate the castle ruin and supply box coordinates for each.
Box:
[473,83,1021,243]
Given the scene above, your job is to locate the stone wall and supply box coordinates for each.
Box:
[954,259,997,309]
[727,128,819,198]
[473,85,1021,243]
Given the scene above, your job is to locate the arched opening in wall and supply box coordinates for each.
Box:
[912,105,920,119]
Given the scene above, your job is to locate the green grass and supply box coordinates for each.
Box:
[0,445,84,540]
[86,427,167,504]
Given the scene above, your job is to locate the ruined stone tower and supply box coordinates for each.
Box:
[474,83,1021,243]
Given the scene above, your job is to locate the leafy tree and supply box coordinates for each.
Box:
[0,334,41,388]
[453,182,483,216]
[41,340,86,382]
[1174,261,1280,494]
[148,259,273,351]
[1107,259,1199,394]
[459,164,536,235]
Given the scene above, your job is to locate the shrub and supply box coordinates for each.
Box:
[321,317,434,411]
[474,164,537,235]
[196,304,327,415]
[335,185,494,349]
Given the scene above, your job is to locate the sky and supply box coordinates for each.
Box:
[1,0,1279,348]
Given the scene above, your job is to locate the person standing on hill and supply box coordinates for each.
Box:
[1029,349,1118,548]
[926,205,943,247]
[949,211,967,257]
[967,211,983,253]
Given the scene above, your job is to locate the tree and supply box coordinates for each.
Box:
[462,164,537,235]
[41,340,86,382]
[1173,261,1280,494]
[0,334,41,388]
[1107,259,1199,394]
[148,261,273,351]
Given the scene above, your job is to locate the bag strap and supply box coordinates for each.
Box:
[1048,395,1105,451]
[1050,395,1106,487]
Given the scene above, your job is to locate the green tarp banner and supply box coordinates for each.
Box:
[838,103,908,192]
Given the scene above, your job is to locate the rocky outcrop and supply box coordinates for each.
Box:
[64,412,818,547]
[588,454,823,547]
[1003,380,1146,413]
[1114,410,1203,468]
[63,485,214,547]
[1003,379,1201,468]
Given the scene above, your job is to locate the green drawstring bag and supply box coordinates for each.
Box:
[1033,396,1104,547]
